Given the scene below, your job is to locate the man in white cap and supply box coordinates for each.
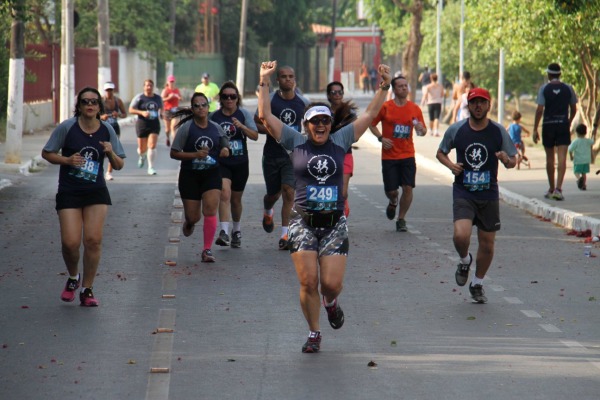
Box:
[101,82,127,180]
[195,72,220,112]
[533,62,578,201]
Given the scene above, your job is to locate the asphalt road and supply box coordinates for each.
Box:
[0,97,599,399]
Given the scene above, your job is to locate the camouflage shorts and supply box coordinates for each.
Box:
[288,210,349,257]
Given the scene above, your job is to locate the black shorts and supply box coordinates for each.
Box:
[453,198,500,232]
[262,155,295,196]
[542,123,571,147]
[55,187,112,211]
[178,168,222,200]
[382,158,416,192]
[109,123,120,137]
[427,103,442,121]
[220,162,250,192]
[135,119,161,138]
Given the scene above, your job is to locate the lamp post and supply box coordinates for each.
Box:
[328,0,337,83]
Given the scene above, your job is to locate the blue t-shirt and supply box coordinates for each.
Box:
[43,117,126,192]
[279,124,354,211]
[261,91,310,158]
[438,119,517,200]
[507,123,522,145]
[131,93,163,129]
[209,107,257,166]
[171,119,228,171]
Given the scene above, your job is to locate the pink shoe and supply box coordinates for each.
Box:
[60,276,80,302]
[79,288,99,307]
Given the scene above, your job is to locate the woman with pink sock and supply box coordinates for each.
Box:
[170,93,230,262]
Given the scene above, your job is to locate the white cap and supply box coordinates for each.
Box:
[304,105,332,122]
[103,82,115,90]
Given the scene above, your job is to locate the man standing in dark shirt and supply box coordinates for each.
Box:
[533,63,578,201]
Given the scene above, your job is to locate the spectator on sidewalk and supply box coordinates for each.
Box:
[568,124,594,190]
[533,62,578,201]
[436,87,517,304]
[420,72,445,136]
[506,110,531,169]
[418,66,431,87]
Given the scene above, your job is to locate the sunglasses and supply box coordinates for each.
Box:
[192,102,209,109]
[308,116,332,126]
[221,94,238,100]
[328,90,344,96]
[80,98,99,106]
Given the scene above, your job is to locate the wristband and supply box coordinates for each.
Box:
[259,81,269,87]
[380,83,391,91]
[378,136,383,143]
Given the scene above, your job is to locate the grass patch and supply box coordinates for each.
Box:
[0,116,5,142]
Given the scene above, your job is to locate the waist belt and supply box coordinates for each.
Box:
[294,207,343,228]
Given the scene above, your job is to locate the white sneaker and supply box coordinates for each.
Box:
[147,167,157,176]
[105,172,113,181]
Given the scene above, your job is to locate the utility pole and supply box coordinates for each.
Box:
[60,0,75,121]
[436,0,443,89]
[97,0,111,88]
[459,0,464,79]
[328,0,337,83]
[235,0,248,94]
[4,0,26,164]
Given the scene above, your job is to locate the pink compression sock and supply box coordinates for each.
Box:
[203,215,217,250]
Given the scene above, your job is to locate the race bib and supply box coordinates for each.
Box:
[306,185,338,211]
[106,117,116,125]
[463,170,490,191]
[230,140,244,157]
[68,159,99,182]
[192,155,217,170]
[148,110,158,120]
[393,124,411,139]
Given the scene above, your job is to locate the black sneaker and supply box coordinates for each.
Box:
[231,231,242,248]
[385,202,397,220]
[455,253,472,286]
[396,218,407,232]
[301,332,322,353]
[469,283,488,304]
[215,230,230,246]
[278,234,289,250]
[324,297,344,329]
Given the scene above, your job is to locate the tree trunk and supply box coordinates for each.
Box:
[400,1,424,102]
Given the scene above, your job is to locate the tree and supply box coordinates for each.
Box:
[468,0,600,125]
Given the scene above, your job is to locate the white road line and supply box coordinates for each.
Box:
[164,245,178,260]
[170,211,183,223]
[145,309,176,400]
[521,310,542,318]
[487,284,504,292]
[539,324,562,333]
[503,297,523,304]
[560,340,584,348]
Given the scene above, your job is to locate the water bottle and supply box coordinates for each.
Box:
[413,118,425,136]
[584,245,592,257]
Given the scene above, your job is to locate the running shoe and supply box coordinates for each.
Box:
[543,190,553,199]
[301,332,322,353]
[60,276,80,302]
[201,249,216,263]
[215,230,230,246]
[324,297,345,329]
[455,253,472,286]
[469,283,488,304]
[552,188,564,201]
[396,218,407,232]
[577,177,584,189]
[137,155,146,168]
[79,288,99,307]
[105,172,113,181]
[278,234,289,250]
[262,212,274,233]
[147,167,157,176]
[182,221,195,237]
[166,138,171,147]
[386,201,397,220]
[231,231,242,248]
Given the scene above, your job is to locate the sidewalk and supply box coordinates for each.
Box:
[1,95,599,237]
